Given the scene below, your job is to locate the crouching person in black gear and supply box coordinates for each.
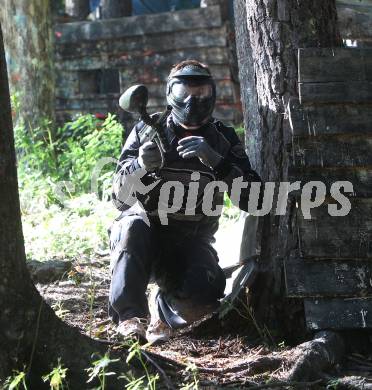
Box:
[108,60,263,344]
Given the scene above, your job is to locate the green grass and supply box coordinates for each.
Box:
[22,194,117,261]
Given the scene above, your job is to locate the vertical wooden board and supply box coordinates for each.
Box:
[296,198,372,259]
[305,298,372,329]
[299,48,372,82]
[285,256,372,297]
[288,100,372,137]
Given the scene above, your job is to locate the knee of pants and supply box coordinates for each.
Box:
[178,264,226,303]
[109,215,153,270]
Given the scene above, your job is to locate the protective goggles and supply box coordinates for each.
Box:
[169,80,213,102]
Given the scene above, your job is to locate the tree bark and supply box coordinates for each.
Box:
[286,331,345,381]
[233,0,261,173]
[0,24,123,388]
[65,0,90,20]
[236,0,342,337]
[101,0,132,18]
[0,0,55,129]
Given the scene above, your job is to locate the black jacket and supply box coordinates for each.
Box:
[112,114,262,237]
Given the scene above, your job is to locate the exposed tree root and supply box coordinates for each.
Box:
[286,330,345,382]
[323,375,372,390]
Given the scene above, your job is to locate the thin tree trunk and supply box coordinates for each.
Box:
[0,0,55,129]
[0,24,123,388]
[236,0,342,337]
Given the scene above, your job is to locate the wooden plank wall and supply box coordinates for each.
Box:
[54,6,242,128]
[285,48,372,330]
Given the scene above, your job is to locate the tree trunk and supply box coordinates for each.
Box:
[65,0,90,20]
[236,0,342,338]
[233,0,261,173]
[0,0,55,129]
[101,0,132,18]
[0,24,121,388]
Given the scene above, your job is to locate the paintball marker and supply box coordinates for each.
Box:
[119,85,171,165]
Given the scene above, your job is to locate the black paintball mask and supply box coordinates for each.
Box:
[166,65,216,129]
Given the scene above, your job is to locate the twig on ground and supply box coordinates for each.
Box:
[141,349,176,390]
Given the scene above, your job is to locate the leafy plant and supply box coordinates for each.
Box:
[3,370,28,390]
[180,363,199,390]
[42,360,68,390]
[57,113,122,197]
[120,341,159,390]
[22,194,116,261]
[51,302,70,320]
[14,112,123,211]
[86,353,119,390]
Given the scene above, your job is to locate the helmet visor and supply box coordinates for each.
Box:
[171,81,213,102]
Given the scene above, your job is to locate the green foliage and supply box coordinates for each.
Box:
[42,360,68,390]
[221,193,241,224]
[22,194,116,261]
[234,124,245,138]
[120,340,159,390]
[57,114,122,196]
[180,363,199,390]
[3,371,28,390]
[51,302,70,320]
[86,353,119,390]
[11,98,123,261]
[15,112,123,210]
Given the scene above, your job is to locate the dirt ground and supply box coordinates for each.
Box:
[36,256,372,389]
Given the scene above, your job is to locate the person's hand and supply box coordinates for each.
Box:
[138,141,162,171]
[177,136,222,169]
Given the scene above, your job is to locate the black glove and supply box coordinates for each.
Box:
[177,136,222,169]
[138,141,162,171]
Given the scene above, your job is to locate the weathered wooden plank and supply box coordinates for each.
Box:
[56,103,238,123]
[285,256,372,297]
[56,47,230,71]
[292,135,372,168]
[296,198,372,259]
[337,3,372,40]
[299,81,372,104]
[288,100,372,137]
[298,48,372,83]
[56,27,227,58]
[55,103,237,124]
[289,166,372,197]
[118,64,232,85]
[55,6,222,44]
[56,82,236,103]
[305,298,372,329]
[56,80,237,108]
[56,95,119,111]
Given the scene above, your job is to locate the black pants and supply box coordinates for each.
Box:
[108,214,226,324]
